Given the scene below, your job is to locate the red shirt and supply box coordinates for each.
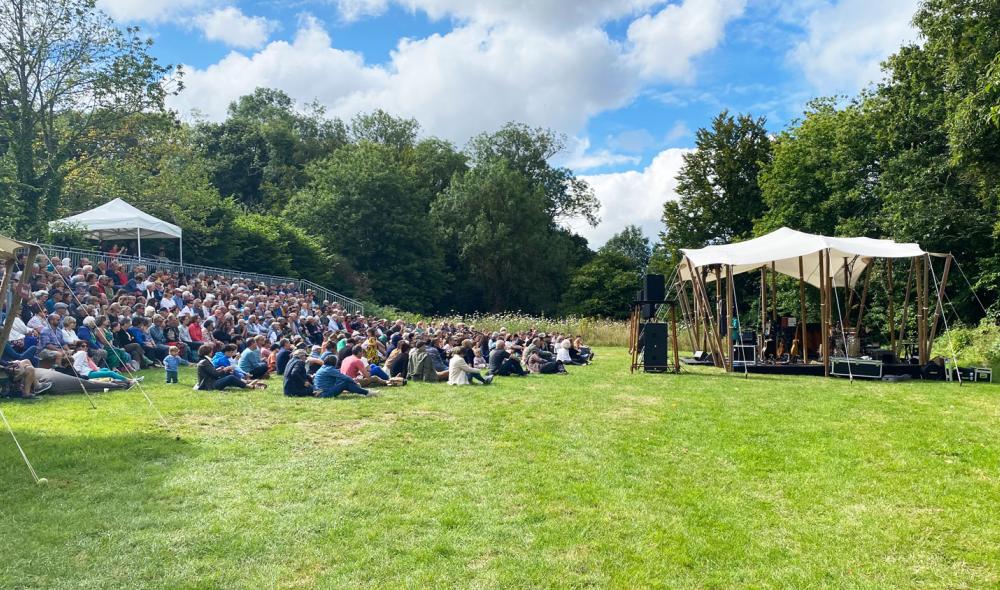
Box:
[188,322,204,341]
[340,356,366,380]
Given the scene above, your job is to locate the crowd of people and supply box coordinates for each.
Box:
[1,249,594,399]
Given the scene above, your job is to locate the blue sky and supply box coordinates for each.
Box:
[98,0,921,246]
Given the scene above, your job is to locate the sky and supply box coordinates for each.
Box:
[97,0,922,248]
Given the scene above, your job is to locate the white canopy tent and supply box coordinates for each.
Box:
[671,227,951,376]
[678,227,928,288]
[49,198,183,263]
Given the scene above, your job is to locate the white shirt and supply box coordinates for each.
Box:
[62,328,80,346]
[556,347,572,363]
[448,354,477,386]
[72,350,92,376]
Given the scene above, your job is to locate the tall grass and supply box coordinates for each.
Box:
[361,303,629,346]
[932,319,1000,371]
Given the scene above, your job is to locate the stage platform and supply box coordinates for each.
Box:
[681,358,926,378]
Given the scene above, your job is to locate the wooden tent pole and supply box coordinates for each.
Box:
[886,259,896,359]
[854,263,871,336]
[770,261,777,322]
[798,256,808,364]
[0,246,40,351]
[916,255,926,364]
[842,257,852,328]
[928,254,952,350]
[688,258,723,368]
[898,258,914,352]
[923,254,931,364]
[822,250,831,377]
[726,265,734,373]
[760,267,767,352]
[675,275,697,355]
[670,305,681,373]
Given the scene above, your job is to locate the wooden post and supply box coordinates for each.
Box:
[798,256,808,363]
[676,276,698,355]
[726,265,734,373]
[916,255,927,365]
[0,245,40,351]
[854,263,871,336]
[886,259,896,359]
[928,254,952,349]
[898,258,914,353]
[923,254,931,364]
[843,257,852,328]
[824,250,833,377]
[687,258,723,368]
[670,305,680,373]
[770,261,777,322]
[760,266,767,352]
[819,250,828,377]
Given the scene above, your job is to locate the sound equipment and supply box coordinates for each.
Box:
[975,368,993,383]
[921,361,945,381]
[643,274,665,303]
[950,367,977,382]
[733,344,756,365]
[641,303,655,320]
[640,323,668,372]
[832,358,884,379]
[693,350,709,362]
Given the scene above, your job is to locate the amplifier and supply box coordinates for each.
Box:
[831,358,883,379]
[949,367,977,382]
[974,368,993,383]
[732,344,757,365]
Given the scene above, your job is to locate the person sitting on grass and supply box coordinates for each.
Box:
[488,340,526,377]
[556,339,584,365]
[70,342,139,385]
[238,336,269,379]
[2,359,51,398]
[282,348,313,397]
[407,340,448,382]
[384,340,410,378]
[196,344,247,391]
[313,355,374,398]
[448,347,493,386]
[340,345,404,387]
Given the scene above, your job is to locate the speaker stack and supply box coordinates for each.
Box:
[634,274,670,372]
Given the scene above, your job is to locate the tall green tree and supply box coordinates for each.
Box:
[561,226,650,319]
[602,224,651,273]
[0,0,176,234]
[660,111,772,262]
[196,88,348,212]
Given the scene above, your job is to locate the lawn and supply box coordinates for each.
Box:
[1,347,999,589]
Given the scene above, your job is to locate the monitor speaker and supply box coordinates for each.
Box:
[641,323,668,372]
[643,274,665,303]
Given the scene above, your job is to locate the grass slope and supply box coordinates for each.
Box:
[1,348,999,589]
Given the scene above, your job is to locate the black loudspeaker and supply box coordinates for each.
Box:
[643,274,665,302]
[641,323,668,372]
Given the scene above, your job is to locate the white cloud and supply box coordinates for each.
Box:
[789,0,920,94]
[627,0,747,81]
[194,6,277,49]
[562,138,641,172]
[97,0,215,22]
[171,16,640,143]
[572,148,691,247]
[336,0,391,22]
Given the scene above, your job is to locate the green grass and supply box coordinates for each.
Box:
[2,348,999,589]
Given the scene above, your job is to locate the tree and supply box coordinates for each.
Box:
[196,88,348,212]
[286,133,454,312]
[602,224,650,273]
[466,123,600,226]
[0,0,176,234]
[432,159,566,313]
[660,111,772,263]
[561,227,650,318]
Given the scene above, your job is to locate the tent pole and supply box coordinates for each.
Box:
[670,304,680,373]
[822,250,831,378]
[688,259,723,368]
[726,265,734,373]
[676,275,698,355]
[1,246,39,352]
[843,257,852,328]
[759,267,766,353]
[898,259,914,356]
[915,256,926,365]
[179,236,184,271]
[770,261,777,322]
[798,256,808,364]
[920,254,931,364]
[137,228,142,260]
[886,259,896,360]
[0,259,17,350]
[853,263,871,337]
[927,254,952,349]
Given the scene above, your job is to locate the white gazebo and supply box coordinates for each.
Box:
[49,198,183,263]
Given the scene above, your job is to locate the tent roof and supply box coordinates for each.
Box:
[48,198,182,240]
[0,234,36,261]
[679,227,928,288]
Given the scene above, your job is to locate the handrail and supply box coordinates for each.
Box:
[32,242,364,314]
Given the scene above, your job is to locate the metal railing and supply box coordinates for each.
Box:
[32,243,365,314]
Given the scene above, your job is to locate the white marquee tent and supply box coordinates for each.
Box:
[678,227,930,288]
[48,198,183,263]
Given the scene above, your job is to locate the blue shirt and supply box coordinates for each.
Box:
[313,365,351,394]
[238,347,262,372]
[163,354,186,371]
[127,327,147,345]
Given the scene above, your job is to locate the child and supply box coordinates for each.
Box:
[473,347,487,370]
[164,345,188,383]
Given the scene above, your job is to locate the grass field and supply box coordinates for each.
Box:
[2,348,999,589]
